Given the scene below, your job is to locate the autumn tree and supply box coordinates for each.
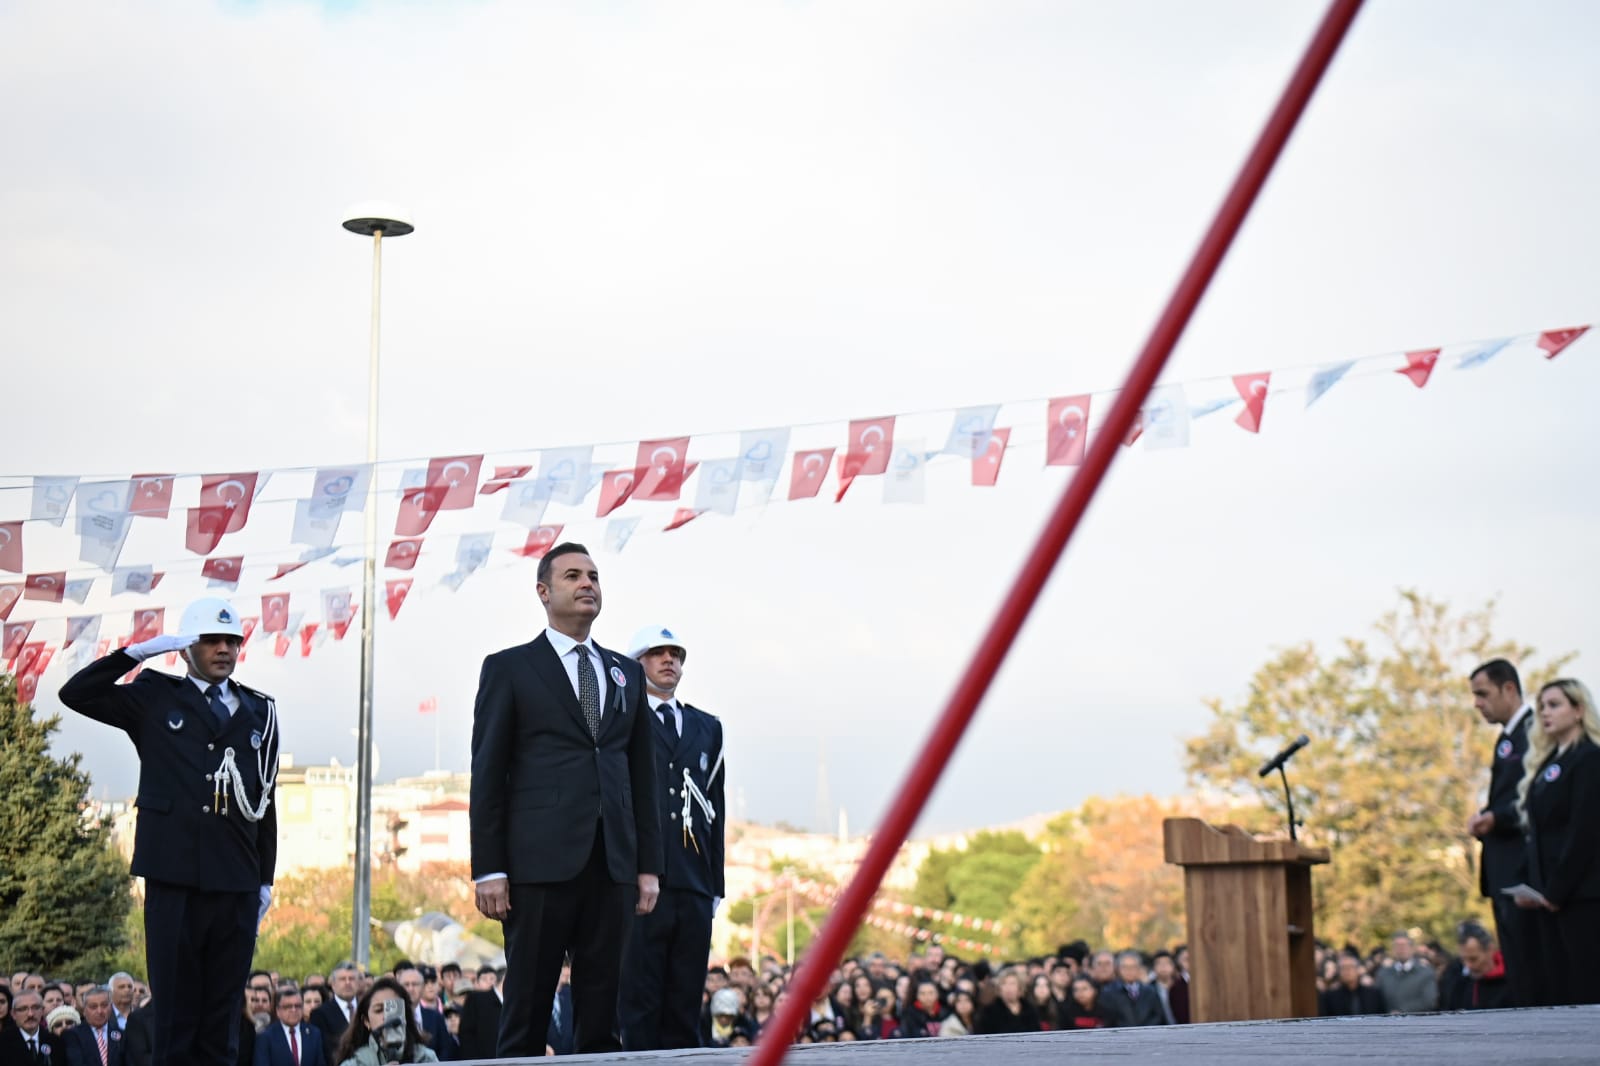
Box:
[1185,591,1568,948]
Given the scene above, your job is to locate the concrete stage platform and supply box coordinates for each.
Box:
[466,1007,1599,1064]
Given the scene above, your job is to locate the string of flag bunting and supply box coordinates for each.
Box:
[0,323,1589,700]
[753,874,1001,953]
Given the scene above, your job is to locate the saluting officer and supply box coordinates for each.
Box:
[618,625,726,1051]
[59,597,280,1066]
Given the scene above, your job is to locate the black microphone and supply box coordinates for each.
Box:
[1258,735,1310,778]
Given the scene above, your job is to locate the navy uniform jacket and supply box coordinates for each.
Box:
[58,650,279,892]
[653,701,726,899]
[469,633,662,884]
[1524,736,1600,907]
[1481,711,1532,896]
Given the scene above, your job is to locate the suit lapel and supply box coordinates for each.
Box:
[673,705,700,764]
[595,644,631,741]
[524,634,590,736]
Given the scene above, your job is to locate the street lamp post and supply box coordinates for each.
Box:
[341,202,414,968]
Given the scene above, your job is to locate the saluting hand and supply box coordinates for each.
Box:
[476,876,511,921]
[636,873,660,915]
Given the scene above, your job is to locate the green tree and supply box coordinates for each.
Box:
[1184,591,1569,947]
[911,830,1040,953]
[0,675,133,977]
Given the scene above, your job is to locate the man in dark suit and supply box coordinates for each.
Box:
[620,624,726,1050]
[453,972,501,1060]
[0,991,51,1066]
[469,543,663,1057]
[59,598,279,1066]
[251,988,322,1066]
[307,962,359,1064]
[60,987,124,1066]
[395,967,454,1059]
[1318,953,1387,1016]
[1098,952,1168,1028]
[1468,658,1534,1004]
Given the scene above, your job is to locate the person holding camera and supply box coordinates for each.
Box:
[333,979,437,1066]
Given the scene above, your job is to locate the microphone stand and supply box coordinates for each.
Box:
[1278,764,1299,842]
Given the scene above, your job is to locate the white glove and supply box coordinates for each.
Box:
[712,896,722,917]
[127,633,197,662]
[258,885,272,926]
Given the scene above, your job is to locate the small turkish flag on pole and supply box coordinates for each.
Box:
[514,525,564,559]
[24,573,65,603]
[426,455,483,510]
[0,522,23,573]
[1538,326,1589,359]
[1233,372,1271,433]
[261,593,291,634]
[198,473,258,534]
[1046,396,1091,466]
[386,538,424,571]
[385,579,413,620]
[971,428,1011,487]
[130,608,164,644]
[597,470,638,517]
[1396,348,1440,389]
[634,438,692,502]
[129,474,175,519]
[395,486,445,537]
[788,448,835,501]
[185,506,232,555]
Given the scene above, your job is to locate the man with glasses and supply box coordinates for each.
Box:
[252,988,322,1066]
[0,990,51,1064]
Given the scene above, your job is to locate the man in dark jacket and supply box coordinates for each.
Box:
[1099,952,1167,1028]
[895,982,948,1039]
[1318,953,1388,1016]
[1441,925,1512,1011]
[1468,658,1534,1004]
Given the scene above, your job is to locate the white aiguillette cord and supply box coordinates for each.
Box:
[212,696,280,821]
[679,746,724,852]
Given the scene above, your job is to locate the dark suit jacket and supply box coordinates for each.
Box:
[469,632,662,884]
[58,651,279,891]
[307,999,353,1066]
[0,1027,56,1066]
[61,1023,124,1066]
[453,990,500,1060]
[652,701,726,898]
[252,1023,322,1066]
[1525,737,1600,906]
[1318,983,1386,1016]
[1099,982,1167,1028]
[1481,711,1533,895]
[417,1007,454,1061]
[547,985,573,1056]
[122,1006,154,1066]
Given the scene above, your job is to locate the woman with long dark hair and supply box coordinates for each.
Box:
[1060,975,1114,1029]
[335,976,439,1066]
[1517,678,1600,1005]
[1030,973,1059,1030]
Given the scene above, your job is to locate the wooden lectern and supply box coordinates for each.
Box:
[1163,817,1330,1022]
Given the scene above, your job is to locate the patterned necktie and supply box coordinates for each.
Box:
[575,646,602,739]
[204,684,230,730]
[96,1027,108,1066]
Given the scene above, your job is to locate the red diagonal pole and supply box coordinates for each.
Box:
[748,2,1365,1062]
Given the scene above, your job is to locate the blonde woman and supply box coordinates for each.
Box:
[1516,678,1600,1006]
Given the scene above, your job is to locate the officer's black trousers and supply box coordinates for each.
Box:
[619,887,715,1050]
[145,879,257,1066]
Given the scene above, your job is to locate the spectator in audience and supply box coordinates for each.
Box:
[1440,924,1512,1011]
[311,962,362,1063]
[453,968,501,1061]
[1151,950,1187,1024]
[1319,953,1387,1016]
[896,980,947,1039]
[703,989,752,1048]
[1,990,48,1061]
[1029,974,1058,1031]
[1099,951,1165,1028]
[977,968,1038,1034]
[58,986,117,1066]
[301,987,324,1019]
[333,977,438,1066]
[106,975,135,1035]
[1061,975,1113,1030]
[394,966,454,1059]
[1376,932,1439,1013]
[1087,951,1116,988]
[939,988,978,1037]
[253,986,322,1066]
[123,998,155,1066]
[0,985,13,1036]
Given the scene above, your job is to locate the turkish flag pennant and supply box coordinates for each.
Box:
[842,418,895,483]
[492,465,532,480]
[1233,372,1271,433]
[164,652,178,667]
[1122,411,1145,447]
[270,562,307,581]
[198,473,258,534]
[664,508,704,532]
[1538,326,1589,359]
[514,525,564,559]
[129,474,175,519]
[273,633,291,658]
[386,538,423,570]
[426,455,483,510]
[129,608,164,644]
[331,605,358,641]
[3,622,34,661]
[597,470,638,517]
[16,674,37,704]
[788,448,835,501]
[241,617,259,646]
[385,579,414,620]
[0,585,20,622]
[150,572,165,590]
[1046,395,1092,466]
[185,506,232,555]
[29,644,54,678]
[261,593,291,634]
[478,480,512,495]
[0,522,22,573]
[1397,348,1440,389]
[202,557,244,583]
[96,639,110,659]
[972,428,1011,487]
[395,486,445,537]
[24,573,66,603]
[633,437,692,502]
[299,624,319,658]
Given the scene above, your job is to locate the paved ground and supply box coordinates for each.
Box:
[464,1006,1600,1064]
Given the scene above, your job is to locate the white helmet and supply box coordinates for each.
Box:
[628,624,687,662]
[179,596,245,638]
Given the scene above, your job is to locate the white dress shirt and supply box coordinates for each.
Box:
[543,627,610,713]
[187,674,240,715]
[1504,702,1532,738]
[647,694,682,736]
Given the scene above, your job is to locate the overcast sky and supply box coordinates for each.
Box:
[4,0,1597,836]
